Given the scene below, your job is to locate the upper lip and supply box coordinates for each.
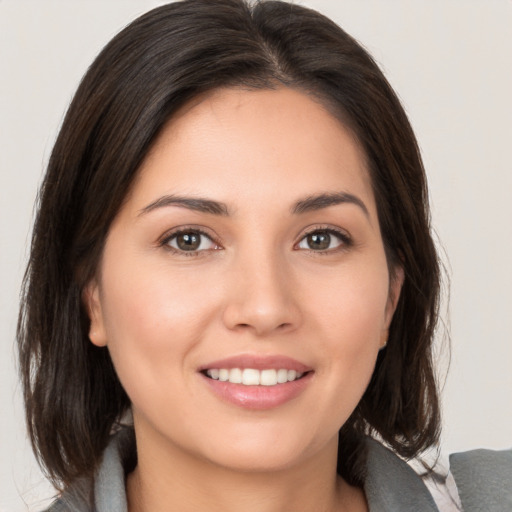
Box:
[199,354,312,373]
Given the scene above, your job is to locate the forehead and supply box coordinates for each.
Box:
[128,87,376,219]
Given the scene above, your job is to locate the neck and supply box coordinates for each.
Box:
[127,428,366,512]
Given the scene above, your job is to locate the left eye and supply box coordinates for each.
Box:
[165,230,217,252]
[297,230,347,251]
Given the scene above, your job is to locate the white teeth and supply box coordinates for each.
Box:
[205,368,305,386]
[260,369,277,386]
[229,368,242,384]
[242,368,260,385]
[277,369,288,383]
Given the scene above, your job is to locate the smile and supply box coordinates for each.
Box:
[205,368,305,386]
[199,356,313,410]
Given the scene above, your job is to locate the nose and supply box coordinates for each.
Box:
[222,249,302,337]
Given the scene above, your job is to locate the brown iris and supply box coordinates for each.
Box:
[176,232,201,251]
[306,232,331,250]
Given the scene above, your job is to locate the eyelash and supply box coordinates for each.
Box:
[159,226,352,257]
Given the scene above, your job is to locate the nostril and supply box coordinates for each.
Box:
[222,298,301,336]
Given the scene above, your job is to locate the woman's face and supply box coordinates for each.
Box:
[86,87,402,472]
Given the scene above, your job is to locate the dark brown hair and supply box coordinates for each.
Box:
[18,0,440,489]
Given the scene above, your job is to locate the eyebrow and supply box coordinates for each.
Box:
[138,191,369,218]
[138,195,230,216]
[291,192,369,217]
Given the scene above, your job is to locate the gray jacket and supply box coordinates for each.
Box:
[47,428,512,511]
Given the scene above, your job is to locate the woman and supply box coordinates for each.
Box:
[17,0,511,511]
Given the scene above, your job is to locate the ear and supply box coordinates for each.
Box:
[82,279,108,347]
[381,265,405,347]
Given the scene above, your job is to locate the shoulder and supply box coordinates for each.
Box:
[365,439,512,512]
[364,438,440,511]
[450,447,512,511]
[44,428,134,512]
[44,477,93,512]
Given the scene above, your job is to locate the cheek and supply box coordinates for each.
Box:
[302,260,389,412]
[309,261,390,343]
[97,257,222,394]
[101,255,217,337]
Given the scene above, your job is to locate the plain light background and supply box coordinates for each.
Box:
[1,1,511,510]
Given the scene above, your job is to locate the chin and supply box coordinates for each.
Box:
[204,445,307,474]
[195,423,334,474]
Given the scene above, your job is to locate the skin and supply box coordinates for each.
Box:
[85,87,403,512]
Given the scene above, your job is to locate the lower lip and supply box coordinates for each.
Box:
[201,372,313,410]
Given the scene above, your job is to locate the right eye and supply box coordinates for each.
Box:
[163,229,219,254]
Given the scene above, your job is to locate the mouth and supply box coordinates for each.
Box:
[198,355,313,409]
[202,368,308,386]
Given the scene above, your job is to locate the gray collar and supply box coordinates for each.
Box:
[364,438,439,511]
